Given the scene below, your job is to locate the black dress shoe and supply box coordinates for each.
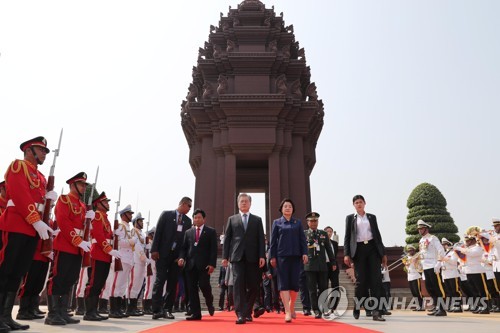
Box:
[164,311,175,319]
[245,316,253,322]
[303,309,311,316]
[381,310,392,315]
[365,310,372,317]
[353,309,360,319]
[208,305,215,316]
[433,309,447,316]
[186,315,202,321]
[152,311,164,320]
[372,312,386,321]
[235,316,246,324]
[184,311,192,316]
[218,307,223,311]
[314,311,322,319]
[253,307,265,318]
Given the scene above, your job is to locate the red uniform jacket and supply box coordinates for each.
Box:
[90,210,113,263]
[0,195,6,216]
[53,193,85,255]
[0,160,47,236]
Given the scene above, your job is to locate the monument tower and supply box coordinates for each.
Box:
[181,0,324,233]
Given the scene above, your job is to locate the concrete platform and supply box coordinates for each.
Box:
[9,307,500,333]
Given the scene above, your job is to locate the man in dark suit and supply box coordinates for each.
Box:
[178,209,217,320]
[150,197,192,320]
[343,195,387,322]
[222,193,266,324]
[324,226,339,291]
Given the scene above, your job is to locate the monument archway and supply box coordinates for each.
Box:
[181,0,324,235]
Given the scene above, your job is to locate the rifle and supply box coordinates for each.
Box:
[145,210,153,276]
[113,187,123,271]
[41,128,63,257]
[82,167,99,268]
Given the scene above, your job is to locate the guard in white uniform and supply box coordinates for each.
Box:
[417,220,446,316]
[108,204,135,318]
[126,212,147,316]
[440,238,461,312]
[404,245,424,310]
[142,227,156,315]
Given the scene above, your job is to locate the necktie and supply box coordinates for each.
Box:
[196,227,200,242]
[242,214,248,231]
[177,214,182,225]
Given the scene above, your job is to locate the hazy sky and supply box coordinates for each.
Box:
[1,0,499,246]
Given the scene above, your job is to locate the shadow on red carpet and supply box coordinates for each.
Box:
[140,311,381,333]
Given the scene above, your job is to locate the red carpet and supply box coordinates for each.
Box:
[140,311,381,333]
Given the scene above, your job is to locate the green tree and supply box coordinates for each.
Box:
[405,183,460,247]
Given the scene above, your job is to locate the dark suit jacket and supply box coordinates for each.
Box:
[330,239,339,267]
[151,210,192,259]
[179,225,217,271]
[343,213,385,259]
[223,213,265,263]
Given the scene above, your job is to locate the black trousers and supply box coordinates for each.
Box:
[152,255,179,312]
[466,273,489,308]
[423,268,445,309]
[262,277,272,308]
[408,279,424,307]
[0,231,38,293]
[270,276,280,310]
[48,251,82,295]
[305,271,328,312]
[232,260,261,318]
[85,259,110,297]
[218,284,227,309]
[299,268,311,310]
[353,241,383,311]
[443,277,462,301]
[186,266,213,316]
[18,259,49,298]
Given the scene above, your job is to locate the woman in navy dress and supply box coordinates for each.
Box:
[270,198,308,322]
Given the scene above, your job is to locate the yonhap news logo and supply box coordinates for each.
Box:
[318,286,348,320]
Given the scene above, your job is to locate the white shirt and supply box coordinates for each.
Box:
[355,214,373,243]
[488,231,500,272]
[455,244,485,274]
[406,254,422,281]
[419,233,445,269]
[441,250,460,281]
[116,220,135,266]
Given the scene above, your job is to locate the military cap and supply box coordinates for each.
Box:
[66,172,88,185]
[119,204,134,215]
[441,238,452,246]
[92,191,111,205]
[0,181,5,189]
[416,220,432,229]
[492,218,500,226]
[133,212,145,224]
[406,245,416,250]
[148,227,156,235]
[305,212,320,220]
[20,136,50,153]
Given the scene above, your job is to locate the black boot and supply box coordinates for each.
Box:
[117,297,128,318]
[108,297,123,318]
[83,296,104,321]
[142,299,153,315]
[58,295,80,324]
[32,295,46,315]
[0,293,13,333]
[28,295,45,319]
[127,299,143,316]
[97,298,109,314]
[75,297,85,316]
[44,295,66,326]
[0,292,29,330]
[16,296,34,320]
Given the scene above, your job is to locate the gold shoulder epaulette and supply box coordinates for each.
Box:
[59,194,70,204]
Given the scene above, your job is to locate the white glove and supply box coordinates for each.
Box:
[109,249,122,259]
[32,221,54,240]
[52,229,61,237]
[48,252,54,261]
[85,210,95,220]
[433,263,441,274]
[45,190,58,202]
[78,240,91,252]
[140,254,147,262]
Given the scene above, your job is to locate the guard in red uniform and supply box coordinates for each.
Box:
[45,172,93,326]
[0,136,54,332]
[0,181,6,216]
[83,192,121,321]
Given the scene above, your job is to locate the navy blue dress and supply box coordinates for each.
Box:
[270,216,307,291]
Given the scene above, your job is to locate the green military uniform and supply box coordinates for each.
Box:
[303,212,335,318]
